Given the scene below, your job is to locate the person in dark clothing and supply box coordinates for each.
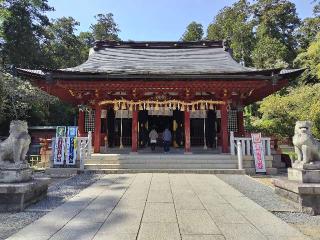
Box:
[162,128,172,152]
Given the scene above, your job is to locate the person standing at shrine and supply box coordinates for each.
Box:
[149,127,158,151]
[162,127,172,153]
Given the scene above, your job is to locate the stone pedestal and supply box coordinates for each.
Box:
[273,178,320,215]
[273,162,320,215]
[288,168,320,183]
[288,162,320,183]
[0,178,50,212]
[0,163,33,183]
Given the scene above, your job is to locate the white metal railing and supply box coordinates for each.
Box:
[78,131,92,170]
[51,131,92,169]
[230,131,271,156]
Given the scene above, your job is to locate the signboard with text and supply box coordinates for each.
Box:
[251,133,266,173]
[66,127,78,165]
[53,126,66,165]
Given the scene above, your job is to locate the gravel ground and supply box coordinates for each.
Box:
[217,174,320,240]
[0,173,104,240]
[217,174,299,212]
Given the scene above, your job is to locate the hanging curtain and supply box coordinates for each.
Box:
[107,108,115,147]
[138,110,148,147]
[206,110,217,148]
[173,110,184,147]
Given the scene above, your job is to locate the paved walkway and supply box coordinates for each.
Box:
[7,174,309,240]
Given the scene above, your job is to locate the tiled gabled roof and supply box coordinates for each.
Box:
[16,41,304,81]
[62,40,254,75]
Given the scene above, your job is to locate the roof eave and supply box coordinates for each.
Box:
[17,68,303,81]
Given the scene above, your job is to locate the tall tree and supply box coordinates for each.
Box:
[181,21,204,41]
[78,31,95,61]
[294,33,320,84]
[296,16,320,50]
[43,17,86,68]
[207,0,255,65]
[252,36,288,68]
[0,0,53,68]
[90,13,120,41]
[252,0,300,67]
[296,0,320,50]
[313,0,320,16]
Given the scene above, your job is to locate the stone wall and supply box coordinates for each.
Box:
[231,155,277,175]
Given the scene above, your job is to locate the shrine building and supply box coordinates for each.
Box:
[17,40,302,154]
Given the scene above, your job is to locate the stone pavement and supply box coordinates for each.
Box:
[6,174,309,240]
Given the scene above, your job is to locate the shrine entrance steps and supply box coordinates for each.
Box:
[83,153,245,174]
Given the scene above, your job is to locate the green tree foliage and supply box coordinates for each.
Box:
[207,0,254,65]
[0,4,122,129]
[0,71,76,134]
[252,0,300,68]
[313,0,320,16]
[251,84,320,139]
[0,0,9,39]
[252,36,288,68]
[90,13,120,41]
[0,71,57,132]
[294,33,320,84]
[181,21,204,41]
[0,0,53,68]
[43,17,88,68]
[76,31,95,67]
[296,17,320,50]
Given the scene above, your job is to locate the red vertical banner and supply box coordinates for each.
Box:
[221,102,229,153]
[184,111,191,153]
[94,105,101,153]
[251,133,266,173]
[131,110,138,152]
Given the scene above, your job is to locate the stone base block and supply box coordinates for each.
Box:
[0,164,32,183]
[45,168,78,178]
[0,178,50,212]
[245,167,278,175]
[288,167,320,183]
[273,178,320,215]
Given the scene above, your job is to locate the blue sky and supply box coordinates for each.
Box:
[47,0,316,41]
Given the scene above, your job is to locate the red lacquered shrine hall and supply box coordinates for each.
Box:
[17,40,302,154]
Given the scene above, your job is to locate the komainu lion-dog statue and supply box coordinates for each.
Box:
[0,120,31,165]
[292,121,320,166]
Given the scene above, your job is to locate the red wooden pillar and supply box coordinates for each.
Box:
[78,111,85,137]
[237,110,245,137]
[221,101,229,153]
[184,111,191,153]
[94,104,101,153]
[131,110,138,152]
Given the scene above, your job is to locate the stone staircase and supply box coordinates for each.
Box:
[83,154,245,174]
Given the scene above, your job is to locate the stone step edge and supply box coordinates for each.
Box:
[84,163,238,166]
[86,160,237,163]
[80,169,246,174]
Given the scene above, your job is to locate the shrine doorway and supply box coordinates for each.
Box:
[148,115,173,134]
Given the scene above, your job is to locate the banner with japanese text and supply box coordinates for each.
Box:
[53,126,66,165]
[66,127,78,165]
[251,133,266,173]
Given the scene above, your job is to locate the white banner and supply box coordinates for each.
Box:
[251,133,266,173]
